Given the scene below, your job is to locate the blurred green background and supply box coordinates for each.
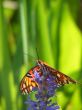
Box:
[0,0,82,110]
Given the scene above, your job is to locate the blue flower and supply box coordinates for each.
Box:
[25,69,60,110]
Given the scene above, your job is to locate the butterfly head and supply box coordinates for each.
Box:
[37,60,43,66]
[36,60,48,67]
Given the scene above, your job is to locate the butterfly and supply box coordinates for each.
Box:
[20,60,77,94]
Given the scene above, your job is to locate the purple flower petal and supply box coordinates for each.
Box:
[25,66,60,110]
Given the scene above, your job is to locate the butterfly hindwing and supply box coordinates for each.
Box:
[20,66,39,94]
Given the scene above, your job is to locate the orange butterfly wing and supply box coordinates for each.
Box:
[37,60,77,86]
[20,66,39,94]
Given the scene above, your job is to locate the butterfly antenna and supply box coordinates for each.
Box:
[76,80,82,85]
[36,48,39,61]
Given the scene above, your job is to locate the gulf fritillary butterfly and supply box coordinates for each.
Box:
[20,60,77,94]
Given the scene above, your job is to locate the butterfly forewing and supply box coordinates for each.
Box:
[50,69,76,85]
[37,60,77,86]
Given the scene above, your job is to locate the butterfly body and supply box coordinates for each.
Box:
[20,60,77,94]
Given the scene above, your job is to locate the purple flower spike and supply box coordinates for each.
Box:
[25,67,60,110]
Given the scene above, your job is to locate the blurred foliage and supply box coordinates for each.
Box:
[0,0,82,110]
